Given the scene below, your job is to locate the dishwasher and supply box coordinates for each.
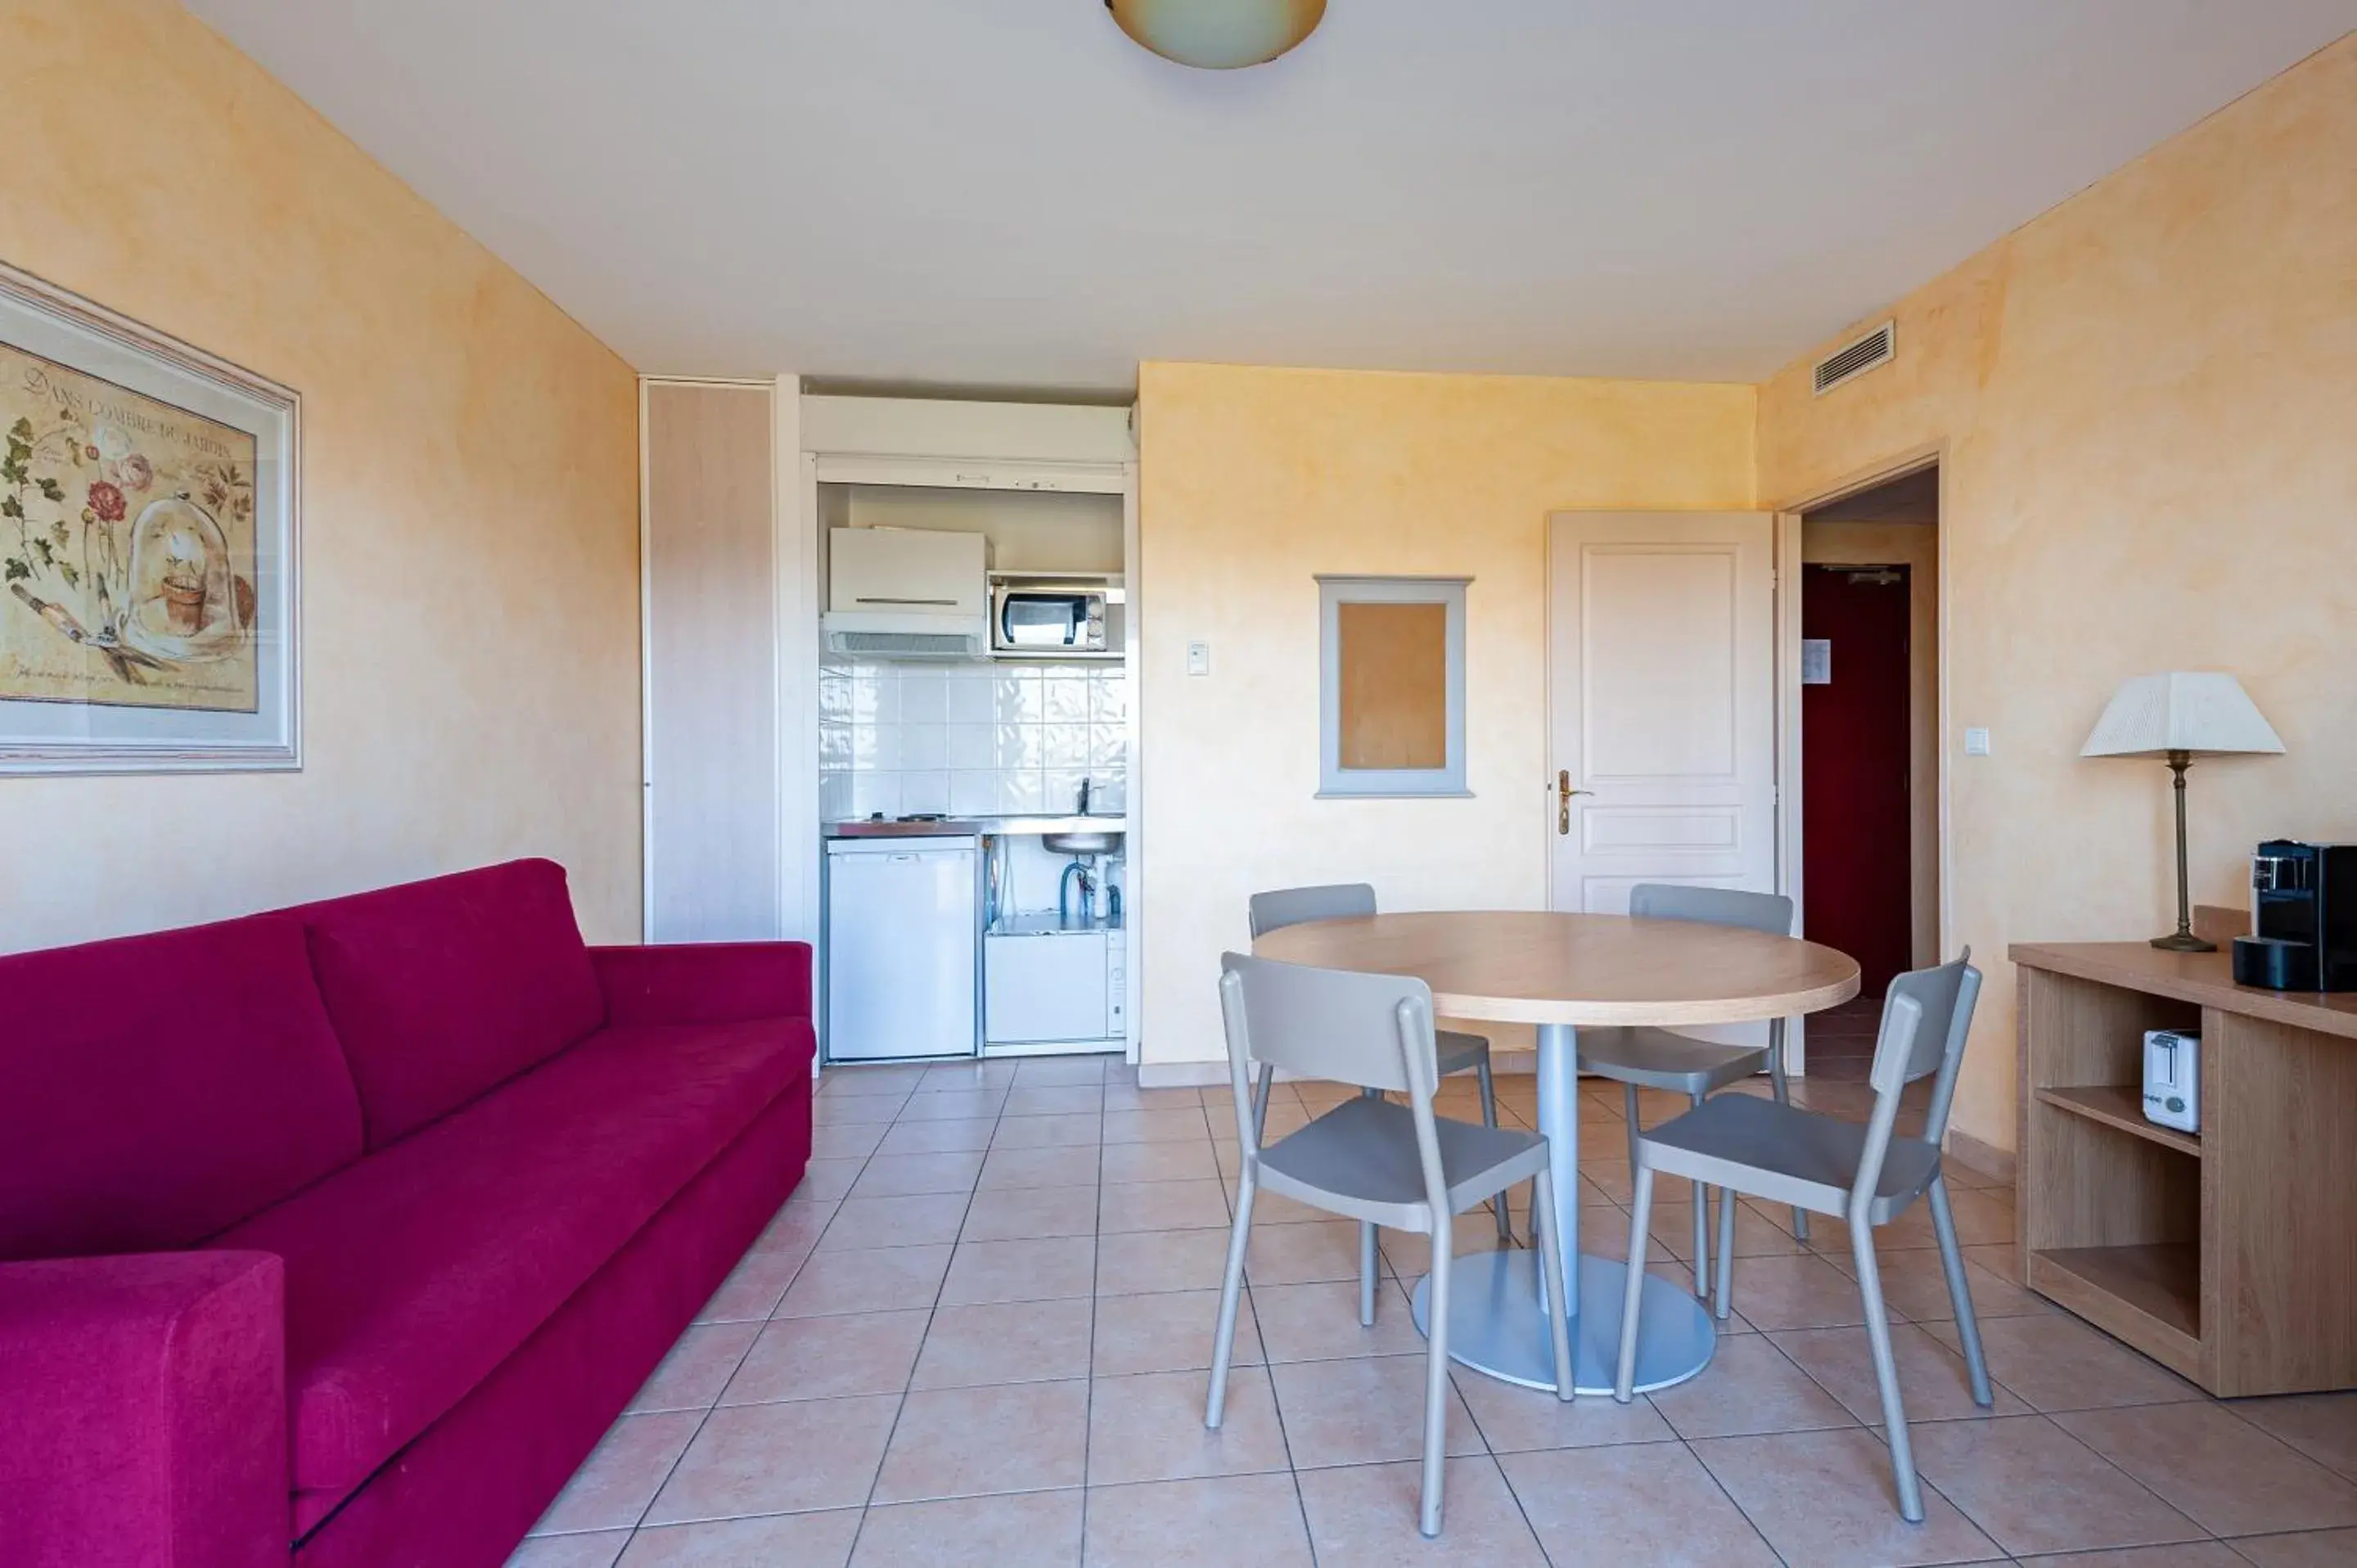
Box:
[824,836,980,1061]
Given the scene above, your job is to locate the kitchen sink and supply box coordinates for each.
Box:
[1042,827,1123,856]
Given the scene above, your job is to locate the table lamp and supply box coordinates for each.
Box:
[2081,672,2283,952]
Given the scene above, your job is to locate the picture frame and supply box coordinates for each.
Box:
[1315,574,1469,797]
[0,259,300,773]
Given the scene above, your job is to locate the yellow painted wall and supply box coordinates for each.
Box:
[0,0,642,951]
[1758,34,2357,1156]
[1137,363,1755,1071]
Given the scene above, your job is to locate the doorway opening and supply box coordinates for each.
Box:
[1798,464,1940,1079]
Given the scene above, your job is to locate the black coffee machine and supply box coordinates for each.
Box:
[2233,840,2357,991]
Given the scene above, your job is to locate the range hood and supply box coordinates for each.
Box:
[822,610,988,660]
[822,526,989,660]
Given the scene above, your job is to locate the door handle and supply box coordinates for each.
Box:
[1557,771,1593,835]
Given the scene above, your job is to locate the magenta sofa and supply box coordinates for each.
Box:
[0,859,816,1568]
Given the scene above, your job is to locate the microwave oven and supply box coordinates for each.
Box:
[989,576,1123,659]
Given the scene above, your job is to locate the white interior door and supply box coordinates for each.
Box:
[1547,511,1778,917]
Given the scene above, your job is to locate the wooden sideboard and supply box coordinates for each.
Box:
[2012,942,2357,1397]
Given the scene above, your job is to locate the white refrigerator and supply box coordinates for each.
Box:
[824,836,980,1061]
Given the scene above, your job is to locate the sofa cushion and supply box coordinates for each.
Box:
[295,859,607,1147]
[210,1015,813,1498]
[0,913,362,1261]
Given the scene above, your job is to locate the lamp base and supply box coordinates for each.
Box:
[2152,931,2218,954]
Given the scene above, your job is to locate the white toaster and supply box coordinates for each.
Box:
[2141,1030,2200,1134]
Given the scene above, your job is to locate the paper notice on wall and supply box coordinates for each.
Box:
[1801,639,1832,685]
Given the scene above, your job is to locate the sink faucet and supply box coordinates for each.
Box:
[1076,776,1092,815]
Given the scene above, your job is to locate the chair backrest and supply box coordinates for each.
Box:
[1219,952,1436,1097]
[1849,949,1983,1207]
[1217,953,1452,1216]
[1247,883,1377,939]
[1870,947,1981,1145]
[1629,882,1794,937]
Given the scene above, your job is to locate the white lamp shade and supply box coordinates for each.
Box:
[1108,0,1327,70]
[2080,672,2285,758]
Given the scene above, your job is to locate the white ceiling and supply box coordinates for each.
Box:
[185,2,2355,392]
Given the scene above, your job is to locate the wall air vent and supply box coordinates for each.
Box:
[1812,321,1896,396]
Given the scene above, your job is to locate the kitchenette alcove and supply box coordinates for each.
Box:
[640,383,1141,1068]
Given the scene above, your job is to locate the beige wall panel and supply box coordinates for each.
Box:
[645,383,778,941]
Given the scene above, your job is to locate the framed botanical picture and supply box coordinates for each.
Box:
[0,260,299,773]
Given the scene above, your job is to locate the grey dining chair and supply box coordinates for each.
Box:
[1210,953,1572,1538]
[1248,884,1512,1327]
[1576,883,1805,1296]
[1612,951,1992,1522]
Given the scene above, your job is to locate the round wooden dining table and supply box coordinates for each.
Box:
[1253,909,1859,1395]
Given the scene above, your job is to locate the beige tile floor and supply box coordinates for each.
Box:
[515,1043,2357,1567]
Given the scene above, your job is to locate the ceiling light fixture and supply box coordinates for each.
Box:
[1106,0,1327,70]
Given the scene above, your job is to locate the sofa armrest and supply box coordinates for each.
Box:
[0,1250,288,1568]
[592,942,813,1027]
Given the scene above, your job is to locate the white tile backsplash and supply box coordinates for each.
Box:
[1042,723,1091,771]
[950,769,999,815]
[898,670,948,726]
[998,770,1050,813]
[821,660,1127,822]
[899,723,948,771]
[947,723,994,771]
[992,723,1040,770]
[994,670,1044,723]
[899,770,950,815]
[1042,673,1091,724]
[946,672,995,724]
[850,771,900,819]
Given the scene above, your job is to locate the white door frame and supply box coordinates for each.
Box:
[1770,444,1954,998]
[1773,509,1806,1076]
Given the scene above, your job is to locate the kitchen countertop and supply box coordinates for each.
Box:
[822,815,1125,840]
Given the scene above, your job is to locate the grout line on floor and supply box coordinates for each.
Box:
[606,1099,895,1551]
[536,1064,2081,1568]
[841,1096,988,1552]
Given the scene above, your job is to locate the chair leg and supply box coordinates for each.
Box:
[1622,1081,1643,1167]
[1530,1170,1575,1403]
[1420,1231,1453,1538]
[1688,1090,1709,1298]
[1206,1173,1256,1429]
[1714,1178,1737,1322]
[1614,1165,1656,1402]
[1477,1057,1511,1245]
[1927,1177,1994,1406]
[1349,1088,1383,1327]
[1769,1018,1809,1242]
[1850,1216,1923,1522]
[1252,1062,1275,1147]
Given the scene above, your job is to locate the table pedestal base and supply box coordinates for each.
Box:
[1410,1250,1717,1395]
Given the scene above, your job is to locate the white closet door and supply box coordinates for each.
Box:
[643,381,779,941]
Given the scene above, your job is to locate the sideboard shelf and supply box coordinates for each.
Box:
[2030,1243,2202,1370]
[2013,942,2357,1397]
[2032,1084,2202,1158]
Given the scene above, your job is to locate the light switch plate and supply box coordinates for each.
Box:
[1186,641,1211,677]
[1964,727,1991,755]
